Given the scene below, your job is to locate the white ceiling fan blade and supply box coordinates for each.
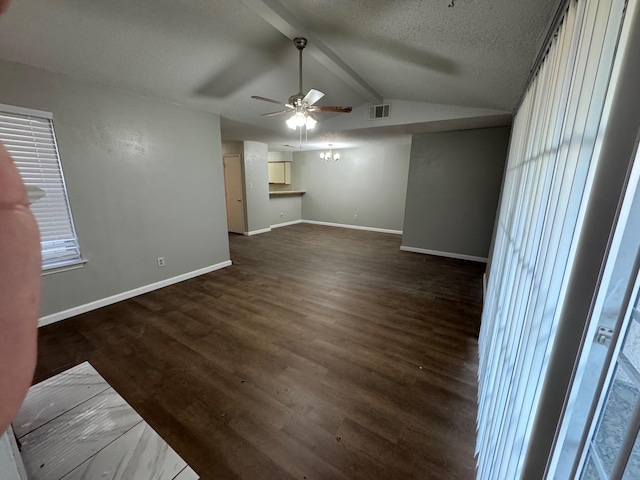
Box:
[302,89,325,106]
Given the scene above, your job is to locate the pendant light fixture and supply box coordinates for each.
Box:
[320,144,340,162]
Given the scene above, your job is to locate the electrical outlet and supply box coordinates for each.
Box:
[157,257,165,268]
[354,214,358,220]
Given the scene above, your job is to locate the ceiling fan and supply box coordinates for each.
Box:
[251,37,352,132]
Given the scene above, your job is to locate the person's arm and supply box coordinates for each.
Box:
[0,0,10,15]
[0,142,41,432]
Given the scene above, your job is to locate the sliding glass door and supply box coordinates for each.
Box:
[550,137,640,479]
[585,288,640,479]
[476,0,633,477]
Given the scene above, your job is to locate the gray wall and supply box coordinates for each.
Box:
[402,126,510,260]
[242,141,270,233]
[268,151,293,163]
[221,140,243,156]
[221,140,272,234]
[294,144,411,232]
[269,196,302,226]
[0,59,230,317]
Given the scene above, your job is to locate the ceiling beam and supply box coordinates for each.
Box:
[239,0,383,104]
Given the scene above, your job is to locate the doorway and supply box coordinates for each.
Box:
[223,154,246,234]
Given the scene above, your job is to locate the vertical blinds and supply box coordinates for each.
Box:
[476,0,627,478]
[0,105,82,271]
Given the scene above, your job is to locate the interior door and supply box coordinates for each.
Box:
[223,154,245,234]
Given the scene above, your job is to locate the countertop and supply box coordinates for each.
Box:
[269,190,306,196]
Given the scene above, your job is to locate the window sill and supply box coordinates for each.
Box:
[42,259,88,276]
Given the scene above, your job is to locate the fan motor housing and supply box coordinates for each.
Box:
[293,37,307,50]
[289,93,305,106]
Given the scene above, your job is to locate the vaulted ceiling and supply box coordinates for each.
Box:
[0,0,558,150]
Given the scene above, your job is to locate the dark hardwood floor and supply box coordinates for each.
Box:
[34,224,485,480]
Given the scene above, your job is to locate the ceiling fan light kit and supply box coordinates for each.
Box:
[286,111,316,130]
[251,37,352,145]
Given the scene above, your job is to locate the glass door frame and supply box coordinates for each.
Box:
[578,257,640,478]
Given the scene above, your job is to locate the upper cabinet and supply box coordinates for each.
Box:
[268,161,291,184]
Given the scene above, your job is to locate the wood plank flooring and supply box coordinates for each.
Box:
[34,224,486,480]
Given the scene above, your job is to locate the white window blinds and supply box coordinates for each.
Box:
[476,0,627,478]
[0,104,83,271]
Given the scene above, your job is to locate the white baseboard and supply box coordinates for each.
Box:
[302,220,402,235]
[245,227,272,236]
[271,220,303,229]
[38,260,232,327]
[1,426,27,480]
[400,246,487,263]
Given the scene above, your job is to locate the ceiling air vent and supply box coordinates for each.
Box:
[369,104,390,120]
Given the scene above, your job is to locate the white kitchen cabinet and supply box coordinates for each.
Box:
[268,162,291,184]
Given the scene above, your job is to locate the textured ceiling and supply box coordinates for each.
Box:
[0,0,558,150]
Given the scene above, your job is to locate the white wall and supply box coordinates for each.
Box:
[0,59,230,318]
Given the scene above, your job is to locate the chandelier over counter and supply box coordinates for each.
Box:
[320,144,340,162]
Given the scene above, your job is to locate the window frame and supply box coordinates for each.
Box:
[0,103,85,274]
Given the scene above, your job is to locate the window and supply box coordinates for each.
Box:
[476,0,627,477]
[0,104,83,272]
